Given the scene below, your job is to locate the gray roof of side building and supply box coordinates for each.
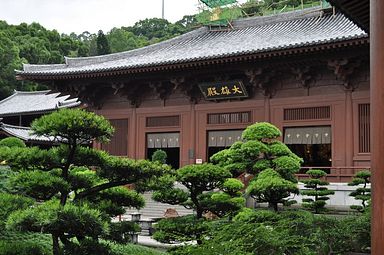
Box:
[0,90,80,116]
[17,7,367,77]
[0,123,58,143]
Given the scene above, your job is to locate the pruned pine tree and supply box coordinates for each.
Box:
[0,109,170,255]
[348,170,371,212]
[211,122,302,211]
[301,169,334,214]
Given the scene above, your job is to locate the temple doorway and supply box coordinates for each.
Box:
[146,132,180,169]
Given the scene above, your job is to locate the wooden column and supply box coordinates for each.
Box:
[130,107,137,159]
[264,97,271,122]
[371,0,384,253]
[345,90,354,171]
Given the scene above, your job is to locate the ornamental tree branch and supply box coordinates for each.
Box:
[74,180,131,201]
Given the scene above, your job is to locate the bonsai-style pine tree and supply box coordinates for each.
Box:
[0,109,169,255]
[211,122,301,211]
[301,169,334,214]
[152,163,244,244]
[348,170,371,212]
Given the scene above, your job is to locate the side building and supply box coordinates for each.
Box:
[15,7,369,182]
[0,90,80,146]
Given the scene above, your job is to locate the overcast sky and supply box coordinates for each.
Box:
[0,0,207,34]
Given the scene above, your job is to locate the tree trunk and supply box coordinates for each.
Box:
[52,234,61,255]
[268,202,278,212]
[60,144,76,206]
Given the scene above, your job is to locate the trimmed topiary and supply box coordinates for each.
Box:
[348,170,371,212]
[0,137,26,148]
[151,149,167,164]
[301,169,334,214]
[212,122,302,211]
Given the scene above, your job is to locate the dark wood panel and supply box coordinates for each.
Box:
[101,119,128,156]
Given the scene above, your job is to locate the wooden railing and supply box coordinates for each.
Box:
[237,166,371,185]
[296,166,371,183]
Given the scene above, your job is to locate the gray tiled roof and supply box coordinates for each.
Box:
[0,123,58,143]
[0,90,80,116]
[17,8,367,77]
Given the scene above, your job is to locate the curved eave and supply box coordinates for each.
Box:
[0,103,81,117]
[16,37,369,81]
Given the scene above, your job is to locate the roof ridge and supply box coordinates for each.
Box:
[14,90,50,94]
[64,27,207,67]
[232,6,325,28]
[2,123,31,130]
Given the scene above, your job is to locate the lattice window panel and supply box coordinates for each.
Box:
[146,115,180,127]
[358,103,370,153]
[207,112,251,125]
[284,106,331,121]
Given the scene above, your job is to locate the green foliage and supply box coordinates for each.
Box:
[68,166,99,191]
[221,178,244,196]
[151,149,167,164]
[7,201,108,238]
[96,30,111,55]
[0,166,17,193]
[0,241,48,255]
[176,163,231,192]
[64,238,111,255]
[0,146,60,170]
[0,21,89,99]
[153,164,243,244]
[247,169,299,211]
[108,241,166,255]
[154,163,233,218]
[0,137,26,148]
[153,215,210,243]
[0,232,52,255]
[171,209,371,255]
[301,169,334,213]
[103,221,140,244]
[31,108,114,144]
[152,187,189,205]
[10,170,69,200]
[242,122,281,141]
[1,109,171,255]
[211,122,301,211]
[0,193,34,228]
[87,186,145,217]
[348,170,371,212]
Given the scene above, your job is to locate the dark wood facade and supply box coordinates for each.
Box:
[74,44,370,182]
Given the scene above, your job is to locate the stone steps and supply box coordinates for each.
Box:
[122,192,193,220]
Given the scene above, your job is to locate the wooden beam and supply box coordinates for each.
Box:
[370,0,384,253]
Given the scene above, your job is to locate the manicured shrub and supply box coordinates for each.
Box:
[0,137,26,148]
[103,221,141,244]
[348,170,371,212]
[247,169,299,211]
[0,231,52,255]
[301,169,334,213]
[211,122,302,211]
[63,239,111,255]
[153,215,210,244]
[0,240,50,255]
[151,149,167,164]
[169,210,371,255]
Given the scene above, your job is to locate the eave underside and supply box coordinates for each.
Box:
[328,0,370,32]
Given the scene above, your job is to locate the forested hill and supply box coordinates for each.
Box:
[0,16,197,100]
